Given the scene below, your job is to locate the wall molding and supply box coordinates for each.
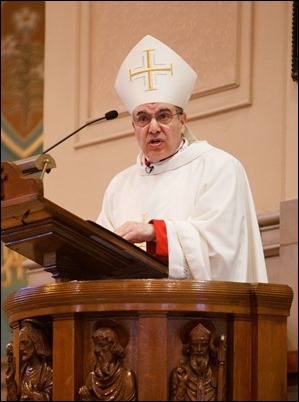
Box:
[258,211,280,258]
[75,1,253,148]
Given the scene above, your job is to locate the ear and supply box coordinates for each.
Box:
[180,112,187,133]
[180,112,187,122]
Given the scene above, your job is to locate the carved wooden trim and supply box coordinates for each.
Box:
[3,281,293,325]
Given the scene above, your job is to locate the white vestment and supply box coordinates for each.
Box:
[97,140,268,283]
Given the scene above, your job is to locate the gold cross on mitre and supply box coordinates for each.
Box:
[114,35,197,114]
[129,48,173,91]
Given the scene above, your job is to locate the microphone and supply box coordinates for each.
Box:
[42,110,118,154]
[145,165,154,174]
[144,157,154,174]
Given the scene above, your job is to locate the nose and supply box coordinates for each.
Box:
[148,117,161,133]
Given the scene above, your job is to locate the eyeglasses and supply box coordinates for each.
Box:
[133,110,181,127]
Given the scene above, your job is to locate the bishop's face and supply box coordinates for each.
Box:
[132,103,186,162]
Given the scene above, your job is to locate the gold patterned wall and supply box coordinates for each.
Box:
[1,0,45,358]
[1,0,44,158]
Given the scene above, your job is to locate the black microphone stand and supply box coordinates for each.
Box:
[8,111,118,180]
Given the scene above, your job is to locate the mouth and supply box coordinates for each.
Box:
[148,138,163,146]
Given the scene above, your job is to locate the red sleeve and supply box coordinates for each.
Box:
[146,219,169,264]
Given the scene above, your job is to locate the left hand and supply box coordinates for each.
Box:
[114,221,156,243]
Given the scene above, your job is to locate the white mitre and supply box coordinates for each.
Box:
[114,35,198,114]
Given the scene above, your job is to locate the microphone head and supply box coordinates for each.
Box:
[105,110,118,120]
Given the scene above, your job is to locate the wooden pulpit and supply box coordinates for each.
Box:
[1,159,294,401]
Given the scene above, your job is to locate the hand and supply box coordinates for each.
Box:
[22,381,35,400]
[79,385,91,400]
[176,367,188,384]
[114,221,156,243]
[5,360,15,381]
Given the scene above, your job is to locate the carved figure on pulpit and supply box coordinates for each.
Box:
[5,342,18,401]
[169,320,226,401]
[5,319,53,401]
[79,319,137,401]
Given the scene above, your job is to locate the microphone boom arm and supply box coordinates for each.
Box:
[42,110,118,154]
[7,110,118,181]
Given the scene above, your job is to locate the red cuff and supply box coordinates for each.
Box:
[146,219,168,264]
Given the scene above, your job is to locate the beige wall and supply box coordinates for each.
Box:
[43,1,297,222]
